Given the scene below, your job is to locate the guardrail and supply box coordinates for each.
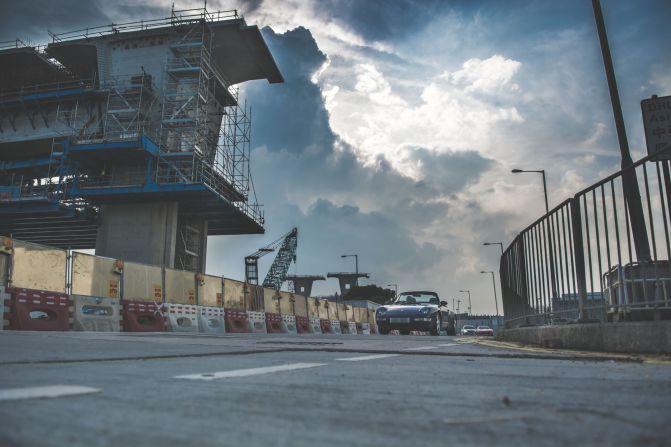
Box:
[501,147,671,328]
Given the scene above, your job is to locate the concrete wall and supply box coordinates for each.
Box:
[96,202,178,268]
[500,321,671,354]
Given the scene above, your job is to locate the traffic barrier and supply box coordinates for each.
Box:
[331,320,342,334]
[225,309,250,333]
[198,306,226,334]
[360,323,371,335]
[72,295,121,332]
[121,300,166,332]
[0,286,10,330]
[369,323,377,334]
[310,317,322,334]
[247,310,267,333]
[295,315,310,333]
[163,303,198,333]
[319,319,332,334]
[4,288,72,331]
[339,320,351,334]
[265,312,284,334]
[347,321,358,335]
[282,314,298,334]
[410,331,430,336]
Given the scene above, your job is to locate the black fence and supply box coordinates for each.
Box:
[501,148,671,328]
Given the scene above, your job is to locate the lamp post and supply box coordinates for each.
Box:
[511,169,549,214]
[341,254,359,286]
[459,290,471,315]
[511,168,558,310]
[386,283,398,298]
[483,242,504,256]
[480,271,499,317]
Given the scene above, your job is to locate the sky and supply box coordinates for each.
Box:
[2,0,669,314]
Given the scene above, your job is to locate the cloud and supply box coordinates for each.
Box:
[0,0,111,43]
[447,55,522,94]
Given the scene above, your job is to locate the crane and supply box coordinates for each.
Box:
[244,227,298,290]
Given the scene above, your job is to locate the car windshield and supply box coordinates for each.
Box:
[477,326,491,330]
[463,325,475,329]
[393,292,439,305]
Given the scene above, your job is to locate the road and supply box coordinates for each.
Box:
[0,331,669,447]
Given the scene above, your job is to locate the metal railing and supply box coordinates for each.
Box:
[501,147,671,328]
[48,7,240,43]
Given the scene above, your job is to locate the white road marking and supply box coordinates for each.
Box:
[0,385,100,402]
[404,346,440,351]
[174,363,326,380]
[437,343,459,347]
[336,354,400,361]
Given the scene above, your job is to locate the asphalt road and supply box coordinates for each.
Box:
[0,331,669,447]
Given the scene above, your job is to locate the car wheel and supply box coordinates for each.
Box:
[378,326,390,335]
[430,315,440,336]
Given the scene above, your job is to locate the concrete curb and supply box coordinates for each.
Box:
[499,321,671,354]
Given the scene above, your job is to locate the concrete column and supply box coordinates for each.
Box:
[95,202,179,267]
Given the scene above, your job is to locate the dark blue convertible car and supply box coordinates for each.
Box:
[376,291,456,335]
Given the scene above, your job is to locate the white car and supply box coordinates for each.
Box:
[461,325,476,335]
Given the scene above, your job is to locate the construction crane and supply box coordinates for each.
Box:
[245,228,298,290]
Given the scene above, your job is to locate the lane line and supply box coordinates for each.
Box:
[336,354,400,361]
[174,362,326,380]
[437,343,459,347]
[0,385,100,402]
[404,346,440,351]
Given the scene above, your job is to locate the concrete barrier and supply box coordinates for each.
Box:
[500,321,671,354]
[72,295,121,332]
[198,306,226,334]
[331,320,342,334]
[163,303,198,333]
[309,317,322,334]
[247,311,267,333]
[0,286,11,329]
[282,314,298,334]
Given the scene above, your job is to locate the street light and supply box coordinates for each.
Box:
[480,271,500,317]
[386,283,398,298]
[341,254,359,286]
[511,169,549,214]
[483,242,504,256]
[511,168,558,305]
[459,290,471,315]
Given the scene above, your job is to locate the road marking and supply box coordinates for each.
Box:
[0,385,100,402]
[174,363,326,380]
[437,343,459,347]
[336,354,400,361]
[404,346,440,351]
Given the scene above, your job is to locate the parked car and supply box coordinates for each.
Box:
[475,326,494,336]
[376,291,456,336]
[461,325,476,335]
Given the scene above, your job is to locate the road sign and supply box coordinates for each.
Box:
[641,95,671,160]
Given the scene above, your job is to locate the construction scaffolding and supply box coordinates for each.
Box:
[1,6,276,253]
